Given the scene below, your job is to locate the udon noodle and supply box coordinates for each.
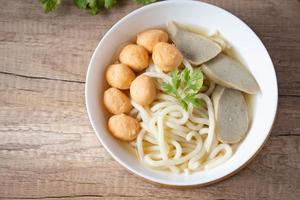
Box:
[129,59,233,173]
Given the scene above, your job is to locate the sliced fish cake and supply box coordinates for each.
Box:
[212,86,249,144]
[167,21,221,65]
[202,53,259,94]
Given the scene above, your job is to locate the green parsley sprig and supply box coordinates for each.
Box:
[162,67,205,111]
[39,0,61,13]
[74,0,117,15]
[132,0,157,4]
[40,0,157,15]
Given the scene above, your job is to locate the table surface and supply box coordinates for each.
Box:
[0,0,299,199]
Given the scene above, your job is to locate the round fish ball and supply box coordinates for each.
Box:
[130,75,156,106]
[108,114,140,141]
[152,42,183,72]
[119,44,149,72]
[137,29,169,52]
[103,88,132,114]
[106,63,136,90]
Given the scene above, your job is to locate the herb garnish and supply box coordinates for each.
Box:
[39,0,157,15]
[162,67,204,111]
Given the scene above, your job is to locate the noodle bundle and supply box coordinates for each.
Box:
[130,60,233,173]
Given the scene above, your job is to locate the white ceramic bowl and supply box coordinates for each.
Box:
[85,0,278,186]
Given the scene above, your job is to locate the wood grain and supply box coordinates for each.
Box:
[0,0,299,199]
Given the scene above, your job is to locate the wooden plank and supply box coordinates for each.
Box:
[0,134,299,199]
[0,0,299,199]
[0,0,140,83]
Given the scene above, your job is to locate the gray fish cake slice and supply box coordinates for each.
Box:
[212,86,249,144]
[167,21,221,65]
[202,53,259,94]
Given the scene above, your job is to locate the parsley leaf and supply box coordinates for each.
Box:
[192,98,205,108]
[162,82,176,95]
[171,69,180,89]
[186,68,203,94]
[41,0,156,14]
[132,0,157,4]
[162,67,204,111]
[181,68,190,87]
[183,94,205,108]
[179,100,188,111]
[74,0,88,9]
[104,0,117,9]
[88,0,100,15]
[74,0,114,15]
[39,0,61,13]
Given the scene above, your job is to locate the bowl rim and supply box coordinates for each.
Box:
[85,0,278,186]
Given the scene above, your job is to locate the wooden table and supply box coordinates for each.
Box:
[0,0,299,199]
